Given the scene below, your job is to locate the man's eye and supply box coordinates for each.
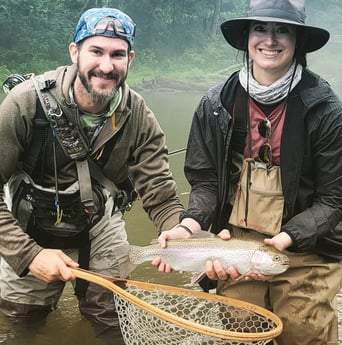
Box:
[112,52,126,58]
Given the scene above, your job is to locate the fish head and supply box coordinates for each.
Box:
[250,248,289,275]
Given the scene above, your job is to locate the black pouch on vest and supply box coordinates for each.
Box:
[12,180,106,249]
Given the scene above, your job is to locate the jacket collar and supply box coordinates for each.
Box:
[296,69,333,110]
[210,68,333,120]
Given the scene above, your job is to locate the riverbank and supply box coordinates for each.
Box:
[0,64,242,103]
[128,64,242,93]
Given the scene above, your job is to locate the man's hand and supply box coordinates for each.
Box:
[28,249,79,282]
[264,231,293,251]
[205,229,241,281]
[157,225,193,248]
[151,225,192,272]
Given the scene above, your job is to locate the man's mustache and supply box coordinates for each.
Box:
[89,70,119,80]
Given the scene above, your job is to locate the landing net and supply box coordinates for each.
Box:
[113,280,282,345]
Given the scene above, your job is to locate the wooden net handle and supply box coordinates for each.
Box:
[71,268,282,341]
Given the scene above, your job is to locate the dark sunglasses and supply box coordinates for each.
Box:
[258,118,272,164]
[93,17,136,44]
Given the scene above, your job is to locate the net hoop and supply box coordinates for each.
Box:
[71,268,283,342]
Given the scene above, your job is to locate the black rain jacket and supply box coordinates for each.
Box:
[180,69,342,260]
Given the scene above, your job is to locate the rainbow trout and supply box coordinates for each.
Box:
[127,234,289,277]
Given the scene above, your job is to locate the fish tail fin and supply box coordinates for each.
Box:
[117,244,140,278]
[119,256,138,278]
[119,244,147,278]
[128,245,144,264]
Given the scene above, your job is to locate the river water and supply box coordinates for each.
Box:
[0,89,341,344]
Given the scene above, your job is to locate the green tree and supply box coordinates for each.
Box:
[0,0,342,88]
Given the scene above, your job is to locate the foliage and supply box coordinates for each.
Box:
[0,0,243,77]
[0,0,342,91]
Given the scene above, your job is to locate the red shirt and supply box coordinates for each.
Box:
[244,98,286,165]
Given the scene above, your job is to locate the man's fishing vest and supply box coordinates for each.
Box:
[8,76,137,295]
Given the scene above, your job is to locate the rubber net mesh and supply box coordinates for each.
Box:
[113,285,279,345]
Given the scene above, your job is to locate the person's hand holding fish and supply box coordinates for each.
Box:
[140,225,291,282]
[152,221,201,273]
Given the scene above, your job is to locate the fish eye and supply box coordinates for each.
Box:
[273,255,281,262]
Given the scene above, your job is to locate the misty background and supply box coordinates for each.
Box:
[0,2,342,343]
[0,0,342,96]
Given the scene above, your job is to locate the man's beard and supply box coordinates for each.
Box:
[78,69,126,104]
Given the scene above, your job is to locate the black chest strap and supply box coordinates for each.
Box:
[231,84,249,154]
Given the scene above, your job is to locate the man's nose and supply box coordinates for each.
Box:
[99,57,114,74]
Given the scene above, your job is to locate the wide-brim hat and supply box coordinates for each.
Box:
[221,0,330,53]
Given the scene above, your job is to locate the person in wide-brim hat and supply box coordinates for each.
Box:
[154,1,342,345]
[221,0,330,53]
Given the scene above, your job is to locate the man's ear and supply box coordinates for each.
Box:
[69,42,79,64]
[128,50,135,68]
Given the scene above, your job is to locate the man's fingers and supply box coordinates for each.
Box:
[227,266,240,280]
[217,229,231,240]
[158,237,167,248]
[29,249,78,282]
[58,251,79,268]
[205,260,228,280]
[59,265,76,281]
[151,256,162,266]
[212,260,228,280]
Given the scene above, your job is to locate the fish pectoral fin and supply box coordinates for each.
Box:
[234,269,252,281]
[190,272,207,285]
[234,275,246,282]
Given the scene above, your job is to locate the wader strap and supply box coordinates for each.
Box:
[74,240,91,298]
[75,161,121,298]
[76,160,97,214]
[87,158,120,199]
